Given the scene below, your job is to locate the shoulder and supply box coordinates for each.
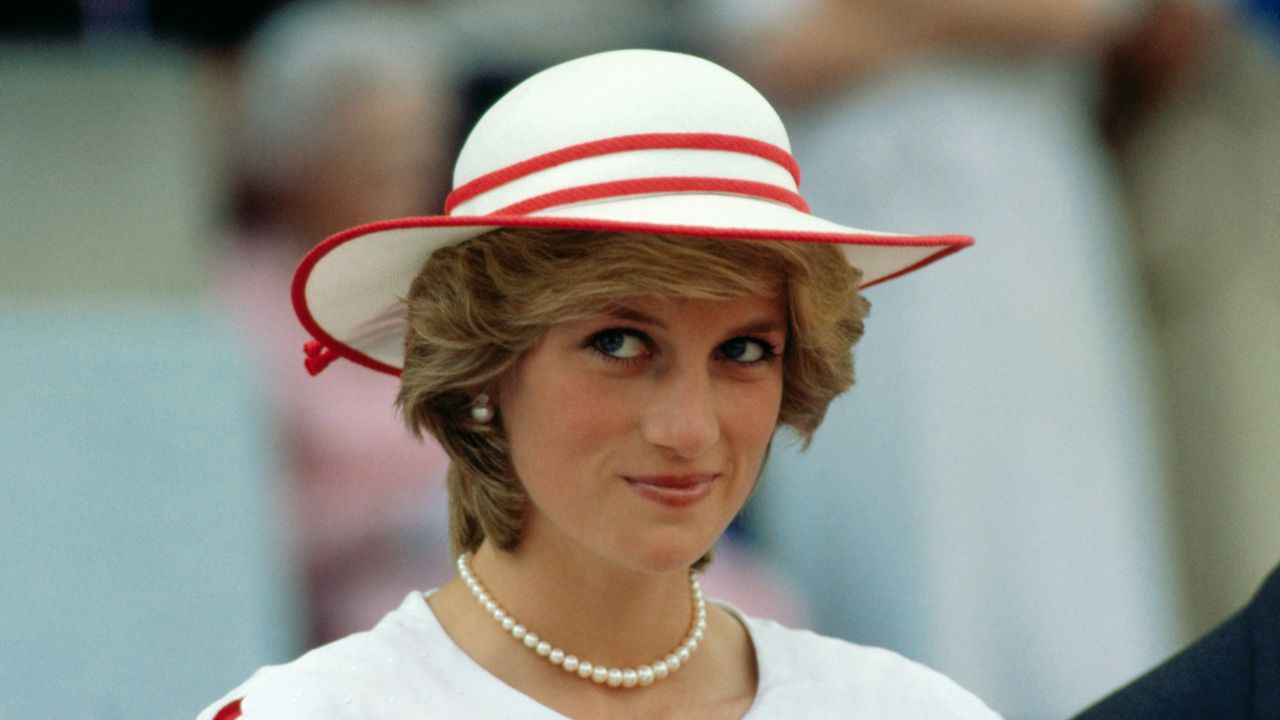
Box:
[738,612,1001,719]
[1073,562,1280,719]
[196,593,450,720]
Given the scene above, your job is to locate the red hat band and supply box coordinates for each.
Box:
[444,132,808,217]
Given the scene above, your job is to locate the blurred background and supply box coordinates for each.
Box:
[1,0,1277,717]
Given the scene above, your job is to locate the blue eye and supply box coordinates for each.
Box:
[592,329,648,360]
[720,337,773,363]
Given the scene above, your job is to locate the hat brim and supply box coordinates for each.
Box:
[293,193,972,376]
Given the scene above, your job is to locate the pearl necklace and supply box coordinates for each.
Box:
[456,554,707,689]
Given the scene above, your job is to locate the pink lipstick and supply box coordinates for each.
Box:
[625,474,717,508]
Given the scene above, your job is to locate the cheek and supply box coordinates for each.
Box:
[732,380,784,462]
[532,372,626,438]
[504,370,630,489]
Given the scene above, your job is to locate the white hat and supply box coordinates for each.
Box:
[294,49,971,376]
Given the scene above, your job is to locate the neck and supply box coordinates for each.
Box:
[467,540,697,669]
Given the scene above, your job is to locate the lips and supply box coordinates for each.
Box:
[624,474,717,508]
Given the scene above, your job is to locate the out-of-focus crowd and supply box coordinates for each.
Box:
[2,1,1277,718]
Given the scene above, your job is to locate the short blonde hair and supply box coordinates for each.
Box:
[397,228,869,561]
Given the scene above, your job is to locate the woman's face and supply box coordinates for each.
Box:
[498,294,787,575]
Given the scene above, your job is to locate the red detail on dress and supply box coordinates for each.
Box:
[492,176,810,216]
[304,338,340,376]
[445,132,802,214]
[212,698,243,720]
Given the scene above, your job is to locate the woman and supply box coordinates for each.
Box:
[200,49,996,719]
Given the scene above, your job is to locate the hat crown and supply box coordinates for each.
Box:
[451,49,792,203]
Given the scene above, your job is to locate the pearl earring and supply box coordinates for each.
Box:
[470,393,494,424]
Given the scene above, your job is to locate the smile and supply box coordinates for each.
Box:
[624,474,718,508]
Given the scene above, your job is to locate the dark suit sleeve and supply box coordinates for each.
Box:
[1072,563,1280,720]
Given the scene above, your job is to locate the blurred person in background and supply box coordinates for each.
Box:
[1070,2,1280,713]
[220,0,456,643]
[702,0,1185,717]
[1073,564,1280,717]
[1098,0,1280,643]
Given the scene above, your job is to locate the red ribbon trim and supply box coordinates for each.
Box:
[292,214,973,380]
[445,133,801,214]
[492,176,810,216]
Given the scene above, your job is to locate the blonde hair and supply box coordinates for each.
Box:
[397,228,869,561]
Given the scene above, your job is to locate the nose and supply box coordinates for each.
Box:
[640,366,720,459]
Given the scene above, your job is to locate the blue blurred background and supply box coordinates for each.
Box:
[2,1,1278,717]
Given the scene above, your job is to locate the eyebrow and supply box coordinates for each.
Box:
[606,306,666,329]
[731,319,787,337]
[604,307,787,337]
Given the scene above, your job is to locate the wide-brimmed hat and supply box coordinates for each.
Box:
[294,49,971,377]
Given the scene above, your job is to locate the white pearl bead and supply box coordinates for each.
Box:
[693,626,704,641]
[483,600,496,613]
[677,647,691,663]
[512,624,527,640]
[622,669,638,688]
[653,661,669,680]
[576,661,593,678]
[685,637,698,652]
[536,641,552,657]
[522,632,539,648]
[493,609,506,622]
[501,617,515,631]
[591,667,608,684]
[606,669,623,687]
[665,654,681,672]
[549,648,564,664]
[637,666,655,686]
[563,656,579,673]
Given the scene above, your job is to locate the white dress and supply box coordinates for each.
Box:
[199,592,999,719]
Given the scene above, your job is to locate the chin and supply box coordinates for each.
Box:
[616,531,718,576]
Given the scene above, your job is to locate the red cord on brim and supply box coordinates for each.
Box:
[304,339,340,376]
